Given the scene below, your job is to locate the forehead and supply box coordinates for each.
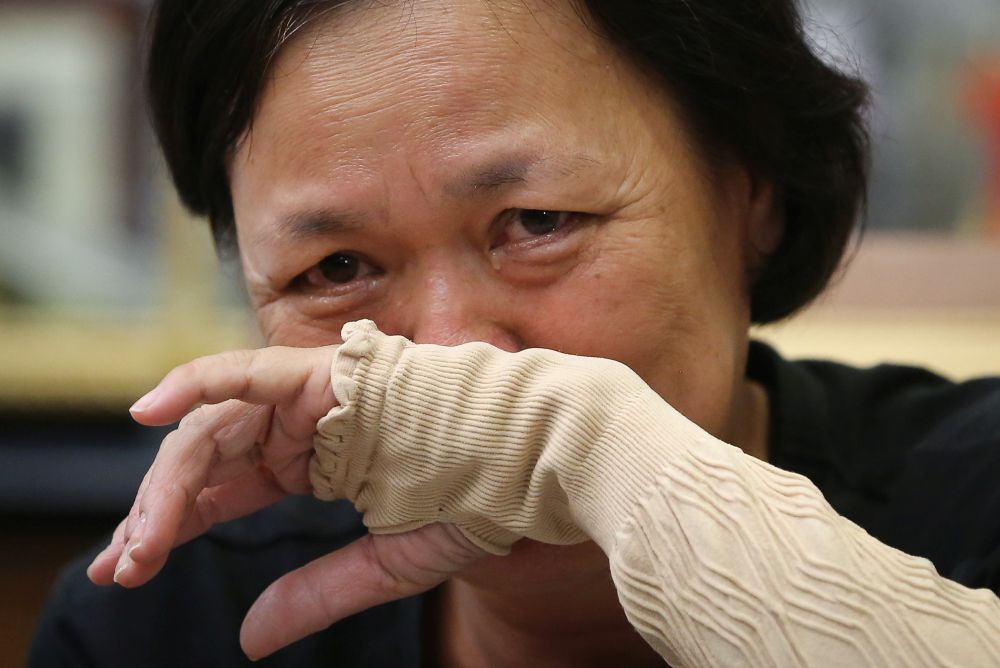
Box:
[232,0,628,182]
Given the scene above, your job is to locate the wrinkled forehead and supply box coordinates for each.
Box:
[232,0,620,172]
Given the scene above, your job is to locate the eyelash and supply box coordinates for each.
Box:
[296,252,380,292]
[295,208,582,291]
[491,209,581,249]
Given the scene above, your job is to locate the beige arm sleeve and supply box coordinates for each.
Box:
[310,320,1000,667]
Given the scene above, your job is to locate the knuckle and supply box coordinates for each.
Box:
[193,492,220,532]
[220,350,256,398]
[360,535,409,597]
[302,568,339,624]
[172,357,206,382]
[163,482,194,513]
[218,349,253,368]
[178,404,212,429]
[176,350,246,382]
[160,427,183,450]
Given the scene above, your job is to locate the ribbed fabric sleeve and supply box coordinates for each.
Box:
[310,320,1000,667]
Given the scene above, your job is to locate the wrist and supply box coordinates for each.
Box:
[311,320,411,501]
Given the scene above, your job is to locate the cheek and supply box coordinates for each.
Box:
[256,303,346,347]
[526,229,744,436]
[522,241,694,362]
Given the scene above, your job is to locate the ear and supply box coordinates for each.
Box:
[734,167,784,275]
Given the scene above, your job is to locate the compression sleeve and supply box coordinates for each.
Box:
[310,320,1000,667]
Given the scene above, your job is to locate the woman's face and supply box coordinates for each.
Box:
[229,0,779,444]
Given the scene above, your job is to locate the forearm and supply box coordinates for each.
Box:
[600,387,1000,666]
[311,320,1000,666]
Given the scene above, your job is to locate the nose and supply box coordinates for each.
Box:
[403,267,522,352]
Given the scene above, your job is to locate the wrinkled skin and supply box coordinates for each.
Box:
[89,1,781,665]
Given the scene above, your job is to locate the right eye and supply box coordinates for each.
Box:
[300,252,379,288]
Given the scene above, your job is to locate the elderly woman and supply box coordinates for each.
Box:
[31,0,1000,666]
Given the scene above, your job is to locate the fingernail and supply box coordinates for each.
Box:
[127,539,142,560]
[113,556,129,584]
[114,529,142,585]
[125,516,145,560]
[130,388,160,414]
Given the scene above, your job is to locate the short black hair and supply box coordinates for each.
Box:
[147,0,870,323]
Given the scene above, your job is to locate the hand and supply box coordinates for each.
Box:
[86,346,486,659]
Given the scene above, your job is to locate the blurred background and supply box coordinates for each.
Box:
[1,0,999,664]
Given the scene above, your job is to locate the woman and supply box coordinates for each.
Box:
[31,0,1000,666]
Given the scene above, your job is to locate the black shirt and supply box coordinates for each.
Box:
[29,343,1000,667]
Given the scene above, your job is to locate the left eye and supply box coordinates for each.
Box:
[502,209,575,243]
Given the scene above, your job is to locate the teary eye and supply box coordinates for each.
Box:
[516,209,567,236]
[499,209,577,246]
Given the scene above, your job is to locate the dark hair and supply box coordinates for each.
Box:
[147,0,870,323]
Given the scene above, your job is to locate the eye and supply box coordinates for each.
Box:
[500,209,577,245]
[300,252,379,289]
[319,253,361,283]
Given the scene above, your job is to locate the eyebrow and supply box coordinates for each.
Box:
[281,209,368,241]
[459,157,534,193]
[446,152,598,198]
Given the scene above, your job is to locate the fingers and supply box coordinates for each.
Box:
[172,463,293,546]
[87,516,127,584]
[90,344,338,594]
[129,347,335,428]
[109,466,293,588]
[87,466,155,585]
[240,524,486,659]
[88,401,281,587]
[123,404,268,584]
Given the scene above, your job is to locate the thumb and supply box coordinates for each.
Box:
[240,523,485,659]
